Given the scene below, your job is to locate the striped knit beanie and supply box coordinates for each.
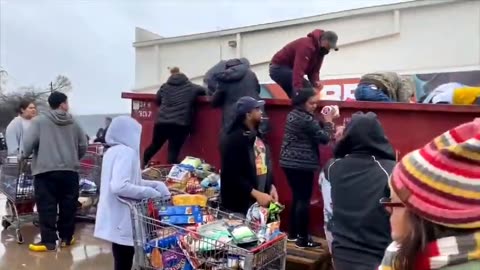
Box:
[390,118,480,229]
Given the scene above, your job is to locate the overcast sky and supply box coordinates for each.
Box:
[1,0,408,115]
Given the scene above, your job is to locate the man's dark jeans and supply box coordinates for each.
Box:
[269,64,312,98]
[34,171,79,244]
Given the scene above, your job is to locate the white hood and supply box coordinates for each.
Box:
[105,116,142,152]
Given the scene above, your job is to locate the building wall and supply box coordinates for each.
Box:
[133,0,480,93]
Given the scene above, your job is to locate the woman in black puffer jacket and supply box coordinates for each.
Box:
[280,88,335,248]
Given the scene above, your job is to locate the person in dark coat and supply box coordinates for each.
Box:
[212,58,261,128]
[143,71,206,167]
[270,29,338,98]
[94,117,112,144]
[204,60,226,96]
[279,89,335,248]
[326,112,394,270]
[219,97,278,215]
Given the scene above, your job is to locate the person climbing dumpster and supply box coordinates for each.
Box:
[269,29,338,98]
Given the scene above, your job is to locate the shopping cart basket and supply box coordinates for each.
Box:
[76,151,103,222]
[123,197,287,270]
[0,158,36,243]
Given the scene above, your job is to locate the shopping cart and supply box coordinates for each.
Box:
[0,158,36,243]
[123,197,287,270]
[76,151,103,222]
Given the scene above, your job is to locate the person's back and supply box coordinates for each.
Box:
[212,58,260,127]
[157,73,206,127]
[24,110,86,175]
[329,112,394,270]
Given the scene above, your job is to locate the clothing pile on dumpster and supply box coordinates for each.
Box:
[142,195,284,270]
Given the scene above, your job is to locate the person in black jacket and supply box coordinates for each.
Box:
[143,71,206,167]
[220,96,278,215]
[325,112,394,270]
[212,58,261,129]
[279,88,335,248]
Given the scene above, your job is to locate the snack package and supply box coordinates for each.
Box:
[246,202,284,242]
[200,174,220,190]
[160,212,203,225]
[228,224,258,246]
[158,206,201,216]
[185,177,203,194]
[162,247,194,270]
[172,194,208,207]
[145,228,178,253]
[168,164,194,182]
[181,156,203,169]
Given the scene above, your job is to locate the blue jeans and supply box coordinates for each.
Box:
[354,84,392,102]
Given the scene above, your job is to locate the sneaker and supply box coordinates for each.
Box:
[287,235,297,242]
[61,237,76,247]
[29,242,57,252]
[295,237,322,249]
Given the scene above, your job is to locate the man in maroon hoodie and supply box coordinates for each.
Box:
[270,29,338,98]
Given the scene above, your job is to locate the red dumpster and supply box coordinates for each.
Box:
[122,92,480,236]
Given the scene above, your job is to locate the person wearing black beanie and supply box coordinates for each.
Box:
[280,88,336,248]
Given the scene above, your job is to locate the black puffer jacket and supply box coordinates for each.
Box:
[156,73,206,127]
[328,112,395,268]
[279,108,333,171]
[212,59,261,127]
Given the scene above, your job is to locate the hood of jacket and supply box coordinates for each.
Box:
[215,58,251,82]
[105,116,142,152]
[334,112,395,160]
[166,73,189,86]
[45,110,74,126]
[307,29,324,50]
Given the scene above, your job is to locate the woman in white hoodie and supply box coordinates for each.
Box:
[94,116,170,270]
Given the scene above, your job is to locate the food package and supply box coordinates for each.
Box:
[161,247,194,270]
[150,248,163,269]
[168,164,194,182]
[228,224,258,246]
[246,202,284,242]
[158,206,201,216]
[145,228,178,253]
[172,194,208,207]
[180,156,203,169]
[321,105,340,117]
[185,176,203,194]
[160,212,203,225]
[200,174,220,190]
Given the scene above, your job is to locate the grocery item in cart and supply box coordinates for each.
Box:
[168,164,193,182]
[246,202,284,243]
[79,178,97,194]
[158,205,201,216]
[172,194,208,207]
[180,156,202,168]
[160,213,203,225]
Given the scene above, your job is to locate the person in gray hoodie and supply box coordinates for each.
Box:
[22,91,87,252]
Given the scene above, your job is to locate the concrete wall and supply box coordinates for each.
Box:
[133,0,480,93]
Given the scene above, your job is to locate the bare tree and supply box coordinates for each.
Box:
[51,75,72,93]
[0,69,8,94]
